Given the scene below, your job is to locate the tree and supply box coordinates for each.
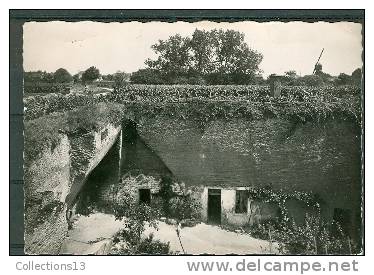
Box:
[24,71,55,83]
[53,68,73,83]
[145,29,263,85]
[73,73,81,83]
[190,29,216,75]
[210,29,263,76]
[81,66,100,83]
[145,34,192,82]
[335,73,352,86]
[351,68,362,86]
[111,191,163,254]
[130,68,163,84]
[113,71,130,87]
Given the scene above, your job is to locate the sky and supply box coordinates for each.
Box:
[23,21,362,77]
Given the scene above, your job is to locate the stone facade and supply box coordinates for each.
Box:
[137,116,362,234]
[197,186,280,227]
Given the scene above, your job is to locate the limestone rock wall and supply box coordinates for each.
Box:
[24,134,70,254]
[24,123,122,254]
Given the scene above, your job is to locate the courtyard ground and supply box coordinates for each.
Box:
[60,213,277,255]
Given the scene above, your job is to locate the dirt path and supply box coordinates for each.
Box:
[60,213,276,255]
[144,222,277,255]
[60,213,124,255]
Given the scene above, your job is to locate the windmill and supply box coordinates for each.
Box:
[312,48,324,75]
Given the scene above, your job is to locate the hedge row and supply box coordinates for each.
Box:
[24,93,110,120]
[24,82,71,94]
[24,85,361,121]
[111,84,361,103]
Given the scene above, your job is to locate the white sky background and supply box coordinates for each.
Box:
[23,21,362,77]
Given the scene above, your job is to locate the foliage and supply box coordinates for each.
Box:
[298,75,326,87]
[25,83,361,123]
[157,175,201,222]
[24,82,71,95]
[351,68,362,86]
[108,189,167,254]
[247,186,322,225]
[113,72,130,87]
[24,102,124,163]
[334,69,363,86]
[243,187,360,255]
[272,67,362,87]
[25,69,73,84]
[168,196,201,222]
[274,213,359,255]
[130,68,164,84]
[158,175,174,215]
[24,112,67,165]
[53,68,73,83]
[24,71,55,83]
[95,80,115,88]
[140,29,263,85]
[110,84,361,123]
[24,92,112,120]
[111,233,171,255]
[113,201,161,245]
[81,66,100,83]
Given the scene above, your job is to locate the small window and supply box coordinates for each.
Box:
[101,129,108,142]
[139,189,151,205]
[235,190,249,213]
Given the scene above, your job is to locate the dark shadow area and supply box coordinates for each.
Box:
[75,120,174,215]
[75,135,121,215]
[121,120,173,177]
[208,189,221,225]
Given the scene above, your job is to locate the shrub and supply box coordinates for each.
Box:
[82,66,100,83]
[53,68,73,83]
[169,196,201,222]
[111,233,171,255]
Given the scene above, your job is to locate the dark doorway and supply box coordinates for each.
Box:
[139,188,151,205]
[208,189,221,224]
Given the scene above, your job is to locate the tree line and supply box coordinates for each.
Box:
[24,66,130,87]
[24,28,362,87]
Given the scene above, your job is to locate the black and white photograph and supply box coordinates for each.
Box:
[20,17,363,256]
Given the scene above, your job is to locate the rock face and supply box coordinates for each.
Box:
[24,134,70,254]
[24,123,122,255]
